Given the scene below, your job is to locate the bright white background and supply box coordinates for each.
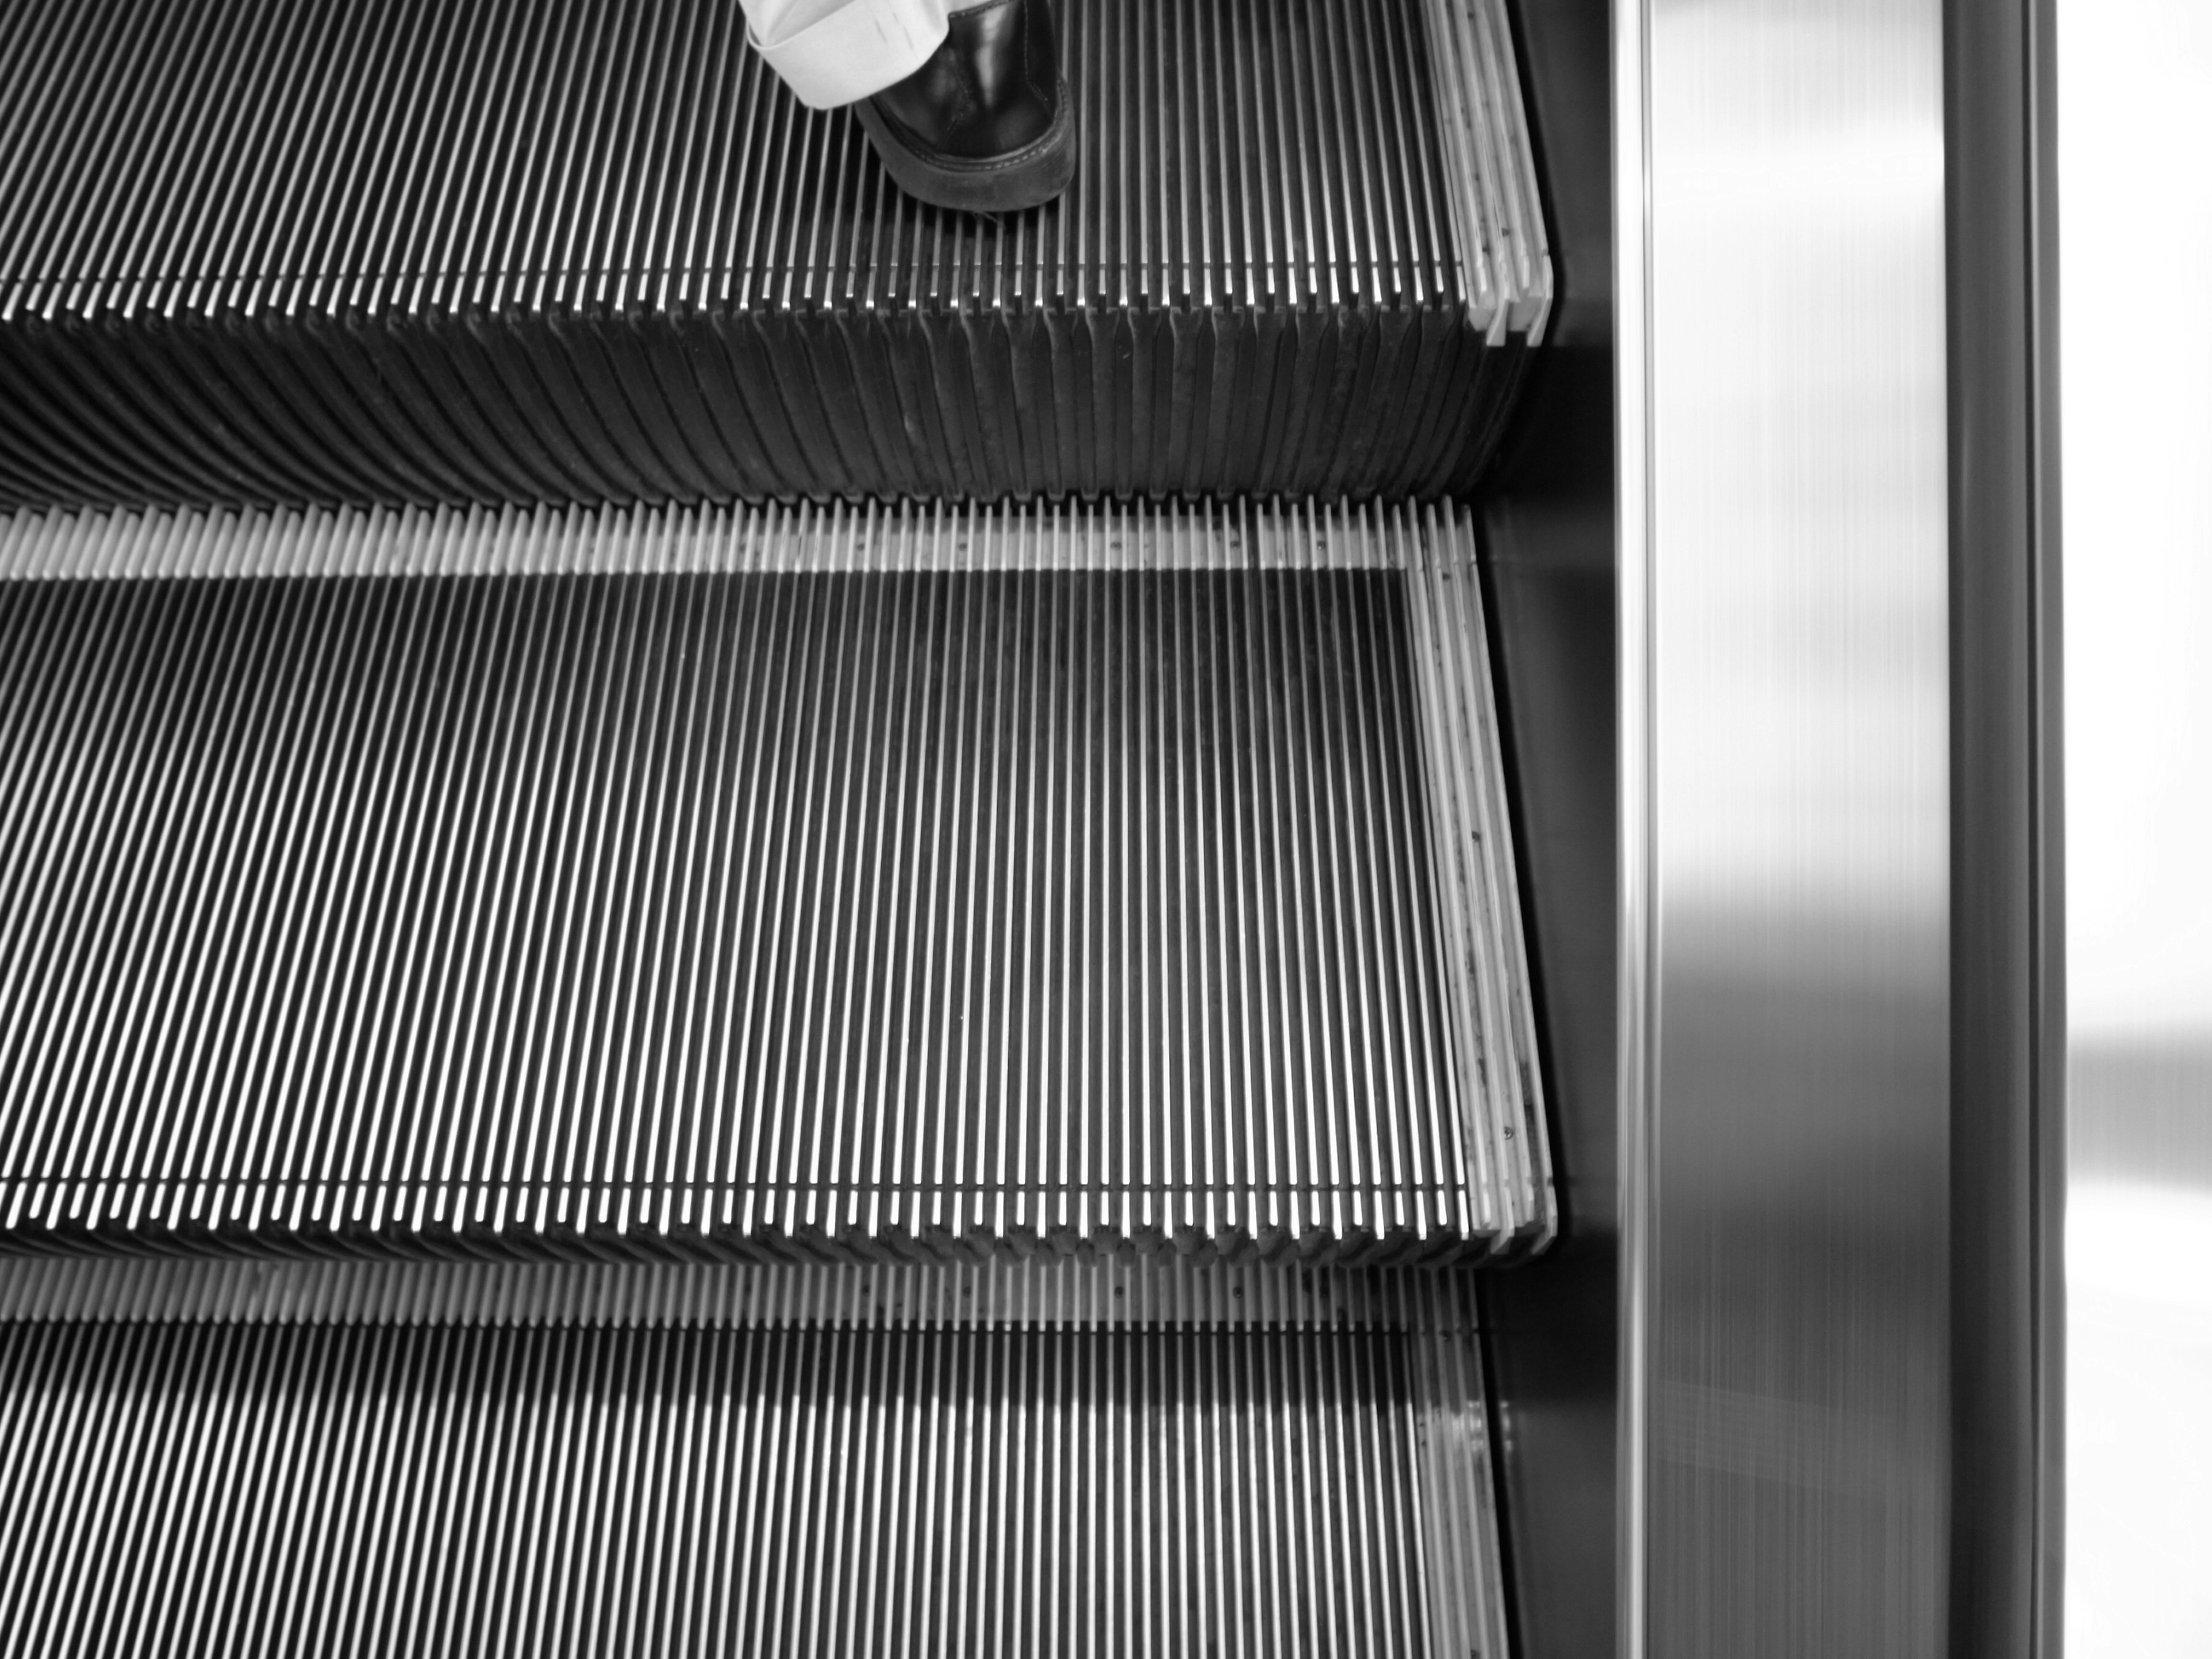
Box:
[2061,0,2212,1651]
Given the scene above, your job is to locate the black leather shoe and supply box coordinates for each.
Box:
[854,0,1074,213]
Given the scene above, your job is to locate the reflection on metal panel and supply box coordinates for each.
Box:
[1622,0,1950,1652]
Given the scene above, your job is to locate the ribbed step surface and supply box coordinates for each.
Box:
[0,0,1548,506]
[0,498,1549,1263]
[0,1275,1509,1659]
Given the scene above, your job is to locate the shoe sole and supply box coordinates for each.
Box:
[854,79,1076,214]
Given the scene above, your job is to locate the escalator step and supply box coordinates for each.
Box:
[0,497,1550,1263]
[0,0,1548,506]
[0,1304,1510,1658]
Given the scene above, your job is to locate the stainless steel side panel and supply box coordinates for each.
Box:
[1619,0,1952,1652]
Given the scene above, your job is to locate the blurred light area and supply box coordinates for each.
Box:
[2060,0,2212,1044]
[2070,1183,2212,1316]
[2061,0,2212,1653]
[2066,1182,2212,1659]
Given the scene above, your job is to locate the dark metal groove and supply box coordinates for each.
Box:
[0,0,1550,506]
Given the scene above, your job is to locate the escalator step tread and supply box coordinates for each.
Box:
[0,1313,1512,1658]
[0,497,1551,1263]
[0,0,1549,505]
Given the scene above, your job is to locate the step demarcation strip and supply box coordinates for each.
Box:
[0,498,1552,1263]
[0,496,1410,579]
[0,0,1550,506]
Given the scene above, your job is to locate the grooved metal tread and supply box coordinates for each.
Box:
[0,1293,1510,1659]
[0,0,1550,506]
[0,497,1551,1264]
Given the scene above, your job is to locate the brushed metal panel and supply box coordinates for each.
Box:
[1621,0,1952,1652]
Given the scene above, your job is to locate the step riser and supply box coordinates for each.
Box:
[0,311,1520,507]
